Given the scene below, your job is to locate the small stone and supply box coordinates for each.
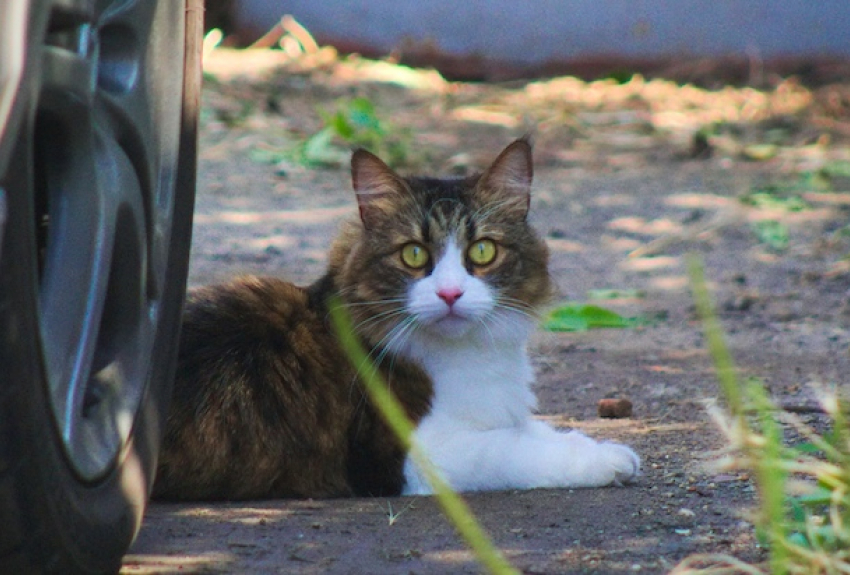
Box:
[723,292,757,312]
[598,398,633,418]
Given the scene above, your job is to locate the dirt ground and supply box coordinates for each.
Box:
[121,49,850,574]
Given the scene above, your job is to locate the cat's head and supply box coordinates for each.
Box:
[330,138,552,352]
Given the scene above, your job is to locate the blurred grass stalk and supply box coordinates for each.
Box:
[683,255,850,575]
[328,296,519,575]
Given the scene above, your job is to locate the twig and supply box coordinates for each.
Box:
[249,21,285,49]
[281,15,319,53]
[249,15,319,54]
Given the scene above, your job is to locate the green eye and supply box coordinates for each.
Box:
[401,243,430,269]
[468,239,497,266]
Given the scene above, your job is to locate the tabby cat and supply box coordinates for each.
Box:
[153,138,640,500]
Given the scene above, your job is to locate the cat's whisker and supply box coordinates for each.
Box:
[473,315,500,345]
[351,307,409,338]
[483,310,523,338]
[350,305,406,326]
[336,299,411,407]
[340,296,408,309]
[350,316,419,402]
[370,318,419,389]
[390,317,419,353]
[366,316,418,363]
[495,295,539,317]
[496,293,537,308]
[497,308,537,324]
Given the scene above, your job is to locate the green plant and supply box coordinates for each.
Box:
[385,499,417,527]
[301,97,413,167]
[740,169,833,213]
[752,220,790,251]
[674,256,850,575]
[740,190,810,212]
[542,302,644,332]
[328,297,519,575]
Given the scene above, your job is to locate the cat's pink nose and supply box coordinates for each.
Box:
[437,288,463,306]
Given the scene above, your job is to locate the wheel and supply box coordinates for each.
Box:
[0,0,201,573]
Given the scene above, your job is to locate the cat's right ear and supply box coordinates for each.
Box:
[351,149,407,229]
[478,137,533,217]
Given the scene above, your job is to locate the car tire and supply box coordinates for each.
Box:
[0,1,201,573]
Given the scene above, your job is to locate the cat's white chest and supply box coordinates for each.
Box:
[418,341,536,430]
[401,323,641,495]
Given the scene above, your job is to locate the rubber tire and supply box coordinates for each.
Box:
[0,1,202,573]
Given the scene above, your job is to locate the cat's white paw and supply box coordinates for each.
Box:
[598,441,640,486]
[555,429,640,488]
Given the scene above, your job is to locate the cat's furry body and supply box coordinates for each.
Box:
[153,139,639,501]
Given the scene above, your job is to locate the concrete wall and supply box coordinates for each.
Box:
[235,0,850,64]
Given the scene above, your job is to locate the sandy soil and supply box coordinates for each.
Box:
[122,50,850,574]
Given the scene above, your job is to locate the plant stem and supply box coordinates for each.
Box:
[687,255,789,574]
[686,255,745,417]
[328,296,519,575]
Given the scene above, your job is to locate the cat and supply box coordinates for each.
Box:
[152,138,640,501]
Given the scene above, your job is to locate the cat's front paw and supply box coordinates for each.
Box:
[598,441,640,486]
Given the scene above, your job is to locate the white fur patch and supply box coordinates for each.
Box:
[399,239,640,494]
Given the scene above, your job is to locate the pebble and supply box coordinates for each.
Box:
[598,398,633,418]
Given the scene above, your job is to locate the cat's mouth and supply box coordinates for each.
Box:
[428,311,474,338]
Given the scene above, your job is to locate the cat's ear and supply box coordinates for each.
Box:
[351,149,407,229]
[478,137,533,215]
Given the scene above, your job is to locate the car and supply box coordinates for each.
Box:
[0,1,201,572]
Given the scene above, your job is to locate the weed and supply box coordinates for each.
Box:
[676,256,850,575]
[328,297,519,575]
[752,220,790,251]
[300,97,413,168]
[384,499,417,527]
[542,302,645,332]
[741,190,810,212]
[740,169,834,212]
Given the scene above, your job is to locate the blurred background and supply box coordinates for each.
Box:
[206,0,850,83]
[127,2,850,573]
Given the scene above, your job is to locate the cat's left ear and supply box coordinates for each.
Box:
[351,149,408,229]
[478,137,533,216]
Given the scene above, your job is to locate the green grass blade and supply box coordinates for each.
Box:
[687,255,790,574]
[745,380,789,574]
[686,255,744,416]
[328,297,519,575]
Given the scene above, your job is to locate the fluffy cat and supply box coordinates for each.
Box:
[153,138,639,501]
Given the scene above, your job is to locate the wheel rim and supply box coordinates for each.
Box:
[33,0,184,482]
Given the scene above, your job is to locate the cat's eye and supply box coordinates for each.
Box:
[400,242,430,269]
[468,239,497,266]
